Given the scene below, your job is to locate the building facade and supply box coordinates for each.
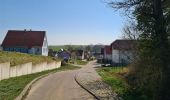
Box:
[1,30,48,56]
[111,40,136,66]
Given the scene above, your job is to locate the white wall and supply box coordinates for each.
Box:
[119,50,134,64]
[112,50,119,63]
[42,34,48,56]
[104,54,112,61]
[104,50,112,61]
[112,49,134,64]
[0,61,61,81]
[0,62,10,80]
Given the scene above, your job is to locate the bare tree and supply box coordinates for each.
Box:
[122,21,140,40]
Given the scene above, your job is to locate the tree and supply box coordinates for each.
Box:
[122,20,140,40]
[108,0,170,99]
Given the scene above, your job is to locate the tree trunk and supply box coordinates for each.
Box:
[153,0,170,99]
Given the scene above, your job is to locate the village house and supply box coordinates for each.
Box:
[76,49,84,60]
[111,39,136,66]
[57,49,71,62]
[92,45,104,59]
[103,45,112,64]
[1,30,48,56]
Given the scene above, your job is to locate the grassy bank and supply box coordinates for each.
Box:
[0,64,80,100]
[0,51,59,66]
[97,67,144,100]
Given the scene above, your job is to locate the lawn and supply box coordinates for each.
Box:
[0,64,80,100]
[76,60,88,65]
[0,51,59,66]
[96,67,145,100]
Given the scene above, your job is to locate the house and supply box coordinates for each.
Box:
[92,45,104,59]
[57,50,71,62]
[111,39,137,66]
[76,49,84,60]
[1,30,48,56]
[103,45,112,64]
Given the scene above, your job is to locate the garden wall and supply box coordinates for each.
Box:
[0,61,61,81]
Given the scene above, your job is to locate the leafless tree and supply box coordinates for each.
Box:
[122,21,140,40]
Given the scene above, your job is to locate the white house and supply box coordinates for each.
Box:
[76,50,85,60]
[1,30,48,56]
[111,40,136,65]
[103,45,112,63]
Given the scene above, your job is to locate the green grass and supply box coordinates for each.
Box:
[76,60,88,65]
[0,64,80,100]
[97,67,129,96]
[48,45,85,51]
[97,67,144,100]
[0,51,59,66]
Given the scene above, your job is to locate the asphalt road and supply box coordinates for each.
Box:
[25,62,96,100]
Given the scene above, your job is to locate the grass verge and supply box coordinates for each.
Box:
[0,64,80,100]
[76,60,88,65]
[96,67,143,100]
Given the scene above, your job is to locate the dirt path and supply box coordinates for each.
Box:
[25,61,97,100]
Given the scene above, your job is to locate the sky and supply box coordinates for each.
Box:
[0,0,125,45]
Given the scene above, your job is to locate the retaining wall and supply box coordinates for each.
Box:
[0,61,61,81]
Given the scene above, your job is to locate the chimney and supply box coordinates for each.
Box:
[30,29,32,31]
[24,29,26,31]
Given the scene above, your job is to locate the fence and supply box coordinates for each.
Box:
[0,61,61,81]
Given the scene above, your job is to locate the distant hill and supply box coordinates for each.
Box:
[48,45,86,51]
[48,44,105,52]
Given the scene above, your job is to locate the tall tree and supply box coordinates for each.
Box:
[108,0,170,99]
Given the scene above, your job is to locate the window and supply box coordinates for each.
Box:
[10,48,13,51]
[5,48,9,51]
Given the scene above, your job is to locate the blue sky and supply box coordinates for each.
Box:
[0,0,124,45]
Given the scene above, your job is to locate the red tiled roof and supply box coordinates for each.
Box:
[2,30,46,48]
[111,40,137,50]
[104,46,112,54]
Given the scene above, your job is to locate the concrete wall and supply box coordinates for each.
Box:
[112,50,119,63]
[112,49,134,65]
[32,62,47,73]
[104,54,112,60]
[0,61,61,81]
[0,62,10,80]
[119,50,134,64]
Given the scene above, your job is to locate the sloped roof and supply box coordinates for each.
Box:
[104,46,112,54]
[111,40,137,50]
[2,30,46,48]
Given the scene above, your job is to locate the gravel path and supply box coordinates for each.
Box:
[75,61,120,100]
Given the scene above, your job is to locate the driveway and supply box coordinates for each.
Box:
[25,61,97,100]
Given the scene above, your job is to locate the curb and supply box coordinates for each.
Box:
[15,71,57,100]
[74,73,100,100]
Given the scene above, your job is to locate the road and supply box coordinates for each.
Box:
[25,61,97,100]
